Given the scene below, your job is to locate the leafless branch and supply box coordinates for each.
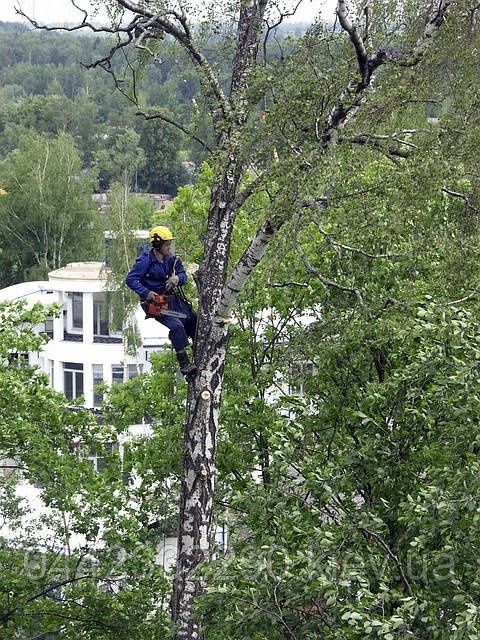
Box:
[271,281,309,288]
[337,0,369,82]
[314,222,403,259]
[399,0,456,67]
[19,0,231,121]
[359,526,414,597]
[444,290,480,306]
[442,187,480,214]
[262,0,304,66]
[138,111,213,153]
[15,3,136,35]
[323,0,454,146]
[338,133,413,158]
[88,32,137,71]
[296,243,365,307]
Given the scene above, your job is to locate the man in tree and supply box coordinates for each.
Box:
[125,225,197,376]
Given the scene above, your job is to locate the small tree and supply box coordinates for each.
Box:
[0,131,98,286]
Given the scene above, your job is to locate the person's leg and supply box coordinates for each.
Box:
[156,315,189,352]
[155,315,196,376]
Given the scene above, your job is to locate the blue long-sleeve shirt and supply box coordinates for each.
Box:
[125,250,187,299]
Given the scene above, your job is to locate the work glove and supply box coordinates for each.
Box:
[165,275,179,291]
[146,291,156,301]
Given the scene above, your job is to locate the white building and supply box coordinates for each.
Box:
[0,261,170,408]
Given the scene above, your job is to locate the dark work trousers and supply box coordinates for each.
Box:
[155,300,197,352]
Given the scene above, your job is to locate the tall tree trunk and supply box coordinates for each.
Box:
[171,165,241,640]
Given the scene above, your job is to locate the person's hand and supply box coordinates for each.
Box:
[146,291,156,301]
[165,275,179,291]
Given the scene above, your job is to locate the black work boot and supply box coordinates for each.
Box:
[176,350,197,377]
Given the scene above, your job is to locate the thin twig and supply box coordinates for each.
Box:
[442,187,480,214]
[296,243,365,307]
[359,526,414,597]
[314,222,403,260]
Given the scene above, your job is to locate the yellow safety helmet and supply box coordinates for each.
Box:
[0,188,7,196]
[149,225,174,243]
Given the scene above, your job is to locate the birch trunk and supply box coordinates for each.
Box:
[171,169,240,640]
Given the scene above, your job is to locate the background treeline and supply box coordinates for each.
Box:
[0,21,199,193]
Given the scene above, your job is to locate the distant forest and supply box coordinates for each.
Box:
[0,20,307,195]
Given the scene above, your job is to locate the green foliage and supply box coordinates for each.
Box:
[0,131,99,286]
[95,128,146,190]
[0,300,173,638]
[162,162,212,264]
[136,116,189,195]
[103,183,155,355]
[2,4,480,639]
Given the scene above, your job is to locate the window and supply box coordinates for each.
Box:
[112,364,124,385]
[93,296,110,336]
[72,293,83,329]
[0,457,19,479]
[92,364,104,407]
[288,362,316,397]
[63,362,84,401]
[8,352,29,367]
[84,442,119,473]
[40,316,54,338]
[127,364,143,379]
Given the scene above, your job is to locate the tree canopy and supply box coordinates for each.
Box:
[2,1,480,639]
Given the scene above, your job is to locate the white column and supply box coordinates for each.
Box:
[53,291,64,342]
[53,360,63,394]
[83,362,94,409]
[104,361,113,387]
[83,292,94,345]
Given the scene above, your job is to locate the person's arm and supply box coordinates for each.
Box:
[125,254,151,299]
[173,256,187,287]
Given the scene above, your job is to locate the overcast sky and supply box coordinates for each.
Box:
[0,0,337,25]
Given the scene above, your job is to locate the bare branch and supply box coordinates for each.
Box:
[138,111,213,153]
[262,0,304,66]
[323,0,454,146]
[216,219,281,322]
[338,133,413,158]
[19,0,231,121]
[15,3,136,35]
[296,243,365,307]
[399,0,456,67]
[337,0,369,82]
[271,281,309,288]
[314,222,403,260]
[444,290,480,306]
[442,186,480,214]
[359,526,414,597]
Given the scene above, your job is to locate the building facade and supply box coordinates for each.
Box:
[0,261,170,408]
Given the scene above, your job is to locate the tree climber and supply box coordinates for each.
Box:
[125,225,197,376]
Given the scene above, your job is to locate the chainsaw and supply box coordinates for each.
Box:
[142,294,187,319]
